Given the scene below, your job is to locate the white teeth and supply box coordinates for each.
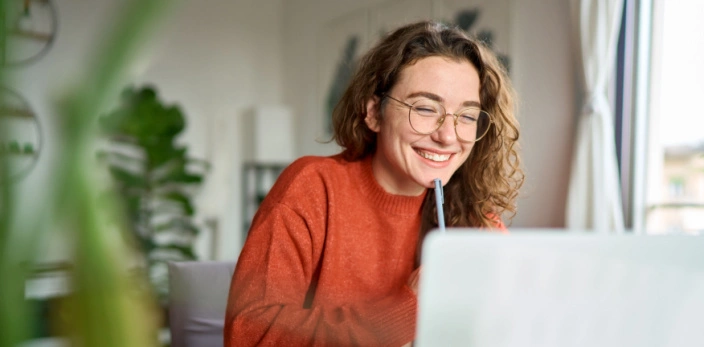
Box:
[417,150,451,162]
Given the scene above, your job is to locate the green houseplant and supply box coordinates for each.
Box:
[98,86,208,302]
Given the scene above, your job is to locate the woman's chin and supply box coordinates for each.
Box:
[428,172,456,185]
[419,177,447,189]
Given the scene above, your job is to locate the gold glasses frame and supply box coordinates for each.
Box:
[383,94,493,142]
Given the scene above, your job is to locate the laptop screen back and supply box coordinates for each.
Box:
[416,230,704,347]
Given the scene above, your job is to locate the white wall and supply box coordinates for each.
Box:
[282,0,577,228]
[282,0,387,157]
[11,0,285,263]
[509,0,575,227]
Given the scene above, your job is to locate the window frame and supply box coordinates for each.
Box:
[615,0,654,233]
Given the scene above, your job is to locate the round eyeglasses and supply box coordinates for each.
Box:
[384,94,492,142]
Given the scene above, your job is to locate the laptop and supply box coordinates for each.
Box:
[415,229,704,347]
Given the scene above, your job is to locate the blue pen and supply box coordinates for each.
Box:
[433,178,445,232]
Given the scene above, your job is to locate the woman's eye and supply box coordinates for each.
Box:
[415,106,438,114]
[459,114,478,123]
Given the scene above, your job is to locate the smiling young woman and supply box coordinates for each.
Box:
[225,21,523,347]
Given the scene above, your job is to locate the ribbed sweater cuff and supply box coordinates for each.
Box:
[368,286,417,345]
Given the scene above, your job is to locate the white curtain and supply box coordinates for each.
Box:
[566,0,625,233]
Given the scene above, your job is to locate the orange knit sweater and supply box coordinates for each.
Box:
[225,155,425,346]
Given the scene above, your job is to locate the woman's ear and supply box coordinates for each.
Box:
[364,96,381,133]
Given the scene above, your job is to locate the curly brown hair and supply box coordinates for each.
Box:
[332,21,523,238]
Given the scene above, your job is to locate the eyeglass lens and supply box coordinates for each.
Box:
[408,99,490,141]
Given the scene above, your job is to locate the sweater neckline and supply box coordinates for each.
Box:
[357,155,426,216]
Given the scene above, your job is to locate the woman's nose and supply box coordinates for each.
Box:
[430,114,457,144]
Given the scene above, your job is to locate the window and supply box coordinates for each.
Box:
[667,177,684,199]
[622,0,704,234]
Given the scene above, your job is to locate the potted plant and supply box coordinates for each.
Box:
[98,86,208,302]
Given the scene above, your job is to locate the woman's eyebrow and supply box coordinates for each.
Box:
[462,100,481,108]
[406,91,481,108]
[406,91,443,102]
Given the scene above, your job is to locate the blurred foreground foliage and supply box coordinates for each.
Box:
[0,0,175,346]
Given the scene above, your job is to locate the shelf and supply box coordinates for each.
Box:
[0,105,35,119]
[241,162,288,240]
[0,151,37,157]
[10,28,53,42]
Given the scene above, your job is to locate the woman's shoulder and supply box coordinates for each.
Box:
[266,154,357,200]
[285,154,346,171]
[280,154,350,180]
